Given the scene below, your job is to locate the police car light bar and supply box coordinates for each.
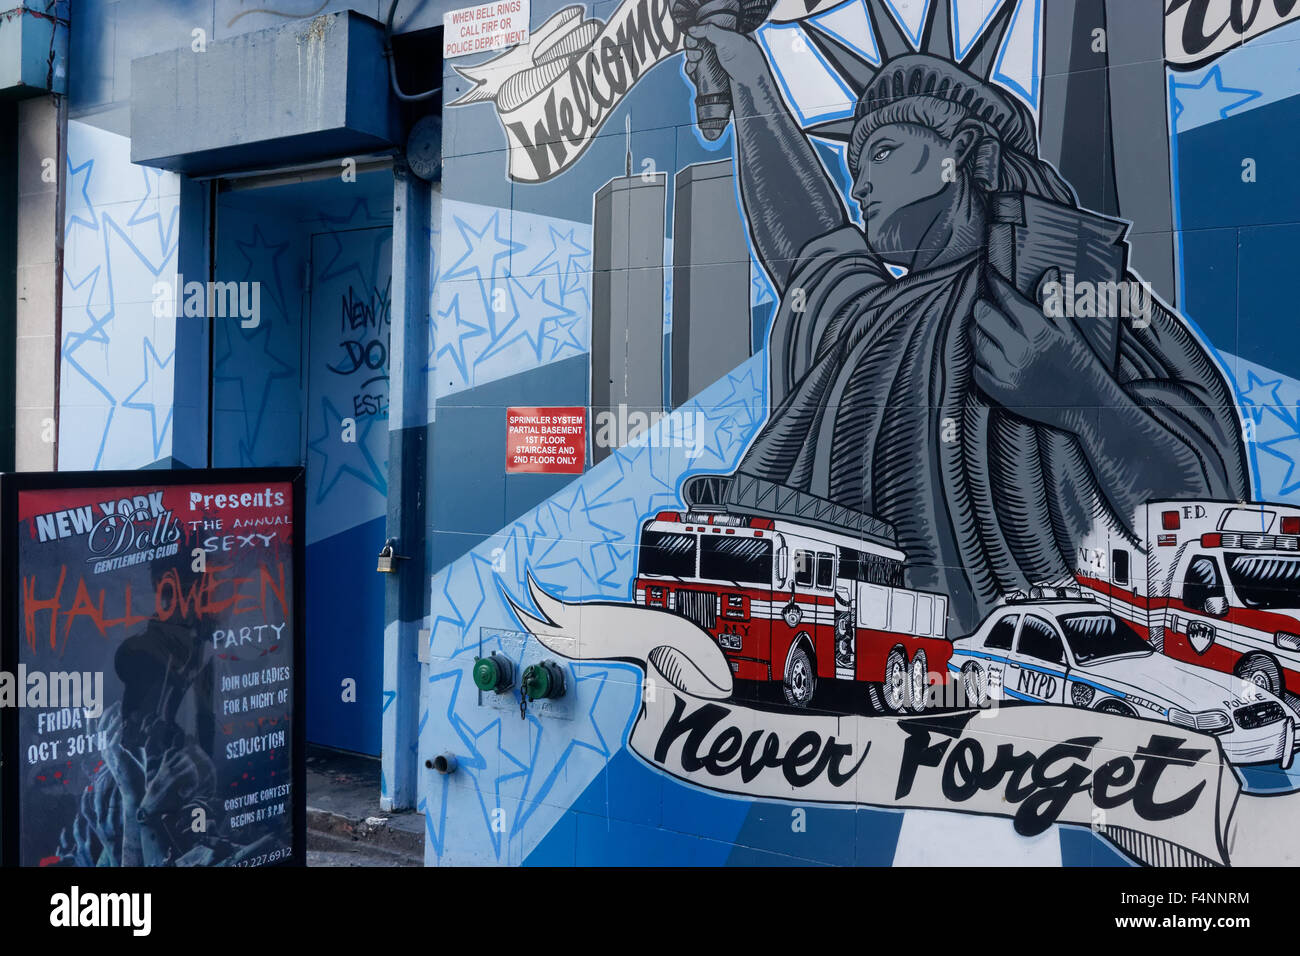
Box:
[1005,586,1084,603]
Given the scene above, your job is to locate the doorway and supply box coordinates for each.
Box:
[211,168,394,755]
[303,224,393,755]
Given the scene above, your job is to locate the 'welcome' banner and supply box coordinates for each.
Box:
[450,1,683,182]
[450,0,1300,181]
[1165,0,1300,69]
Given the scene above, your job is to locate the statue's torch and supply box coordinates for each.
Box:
[672,0,773,140]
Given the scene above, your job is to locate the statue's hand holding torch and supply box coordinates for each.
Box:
[676,0,773,139]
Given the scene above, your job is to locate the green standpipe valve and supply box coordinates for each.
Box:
[520,661,566,714]
[472,652,513,694]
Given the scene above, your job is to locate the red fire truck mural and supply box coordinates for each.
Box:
[1077,500,1300,698]
[633,477,951,712]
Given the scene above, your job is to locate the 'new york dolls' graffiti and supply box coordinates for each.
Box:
[327,278,392,419]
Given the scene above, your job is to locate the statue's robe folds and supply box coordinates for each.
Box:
[730,225,1250,634]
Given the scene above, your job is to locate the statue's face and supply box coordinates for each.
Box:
[850,121,968,264]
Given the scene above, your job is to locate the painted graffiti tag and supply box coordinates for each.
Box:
[327,276,392,418]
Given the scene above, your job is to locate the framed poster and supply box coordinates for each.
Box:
[0,468,305,867]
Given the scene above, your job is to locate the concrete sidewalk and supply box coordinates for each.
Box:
[306,744,424,867]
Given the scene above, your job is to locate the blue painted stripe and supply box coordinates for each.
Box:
[1069,675,1129,697]
[950,648,1130,700]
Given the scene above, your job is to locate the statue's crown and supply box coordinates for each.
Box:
[805,0,1029,151]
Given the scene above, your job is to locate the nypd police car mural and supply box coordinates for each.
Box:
[950,592,1298,768]
[426,0,1300,866]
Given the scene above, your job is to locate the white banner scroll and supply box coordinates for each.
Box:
[451,0,1300,181]
[507,574,1300,866]
[1164,0,1300,70]
[449,1,684,182]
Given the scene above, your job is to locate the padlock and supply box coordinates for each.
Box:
[377,538,409,574]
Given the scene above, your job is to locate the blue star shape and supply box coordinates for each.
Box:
[511,665,612,837]
[213,320,297,461]
[306,397,387,503]
[442,210,524,286]
[231,226,292,335]
[528,225,590,287]
[542,311,585,361]
[477,272,575,366]
[316,196,391,234]
[421,670,464,857]
[65,155,97,236]
[1260,430,1300,498]
[126,165,179,259]
[63,212,184,467]
[433,292,487,384]
[122,338,176,460]
[450,702,533,860]
[312,202,393,291]
[1172,65,1262,127]
[62,264,110,351]
[1239,370,1289,426]
[562,267,591,313]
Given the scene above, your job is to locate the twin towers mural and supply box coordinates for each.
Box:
[443,0,1300,865]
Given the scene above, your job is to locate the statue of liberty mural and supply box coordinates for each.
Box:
[681,0,1249,633]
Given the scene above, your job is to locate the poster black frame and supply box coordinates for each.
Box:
[0,466,306,868]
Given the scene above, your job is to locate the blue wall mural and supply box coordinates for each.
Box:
[52,0,1300,867]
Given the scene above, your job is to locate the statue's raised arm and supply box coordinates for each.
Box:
[684,16,858,293]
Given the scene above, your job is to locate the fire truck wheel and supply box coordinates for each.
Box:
[881,647,908,713]
[907,649,929,713]
[782,644,816,708]
[1235,654,1283,697]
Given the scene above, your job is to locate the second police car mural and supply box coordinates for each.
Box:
[440,0,1300,865]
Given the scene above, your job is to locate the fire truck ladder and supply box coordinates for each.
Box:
[682,473,898,549]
